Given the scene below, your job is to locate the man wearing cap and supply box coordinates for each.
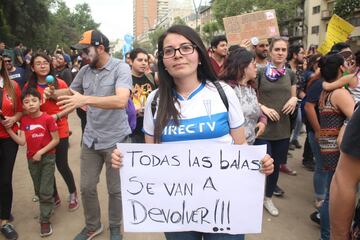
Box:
[45,30,132,240]
[251,37,269,68]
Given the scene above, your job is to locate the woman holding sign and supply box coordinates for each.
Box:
[112,25,274,240]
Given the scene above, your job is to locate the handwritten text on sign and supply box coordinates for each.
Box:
[223,10,279,45]
[118,143,266,234]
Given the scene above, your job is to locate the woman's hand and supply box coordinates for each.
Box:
[255,122,266,138]
[1,115,17,129]
[260,154,274,176]
[261,105,280,122]
[282,97,298,115]
[111,148,123,169]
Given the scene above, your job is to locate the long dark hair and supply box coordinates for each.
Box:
[154,25,217,143]
[27,52,58,89]
[0,56,17,111]
[219,48,255,87]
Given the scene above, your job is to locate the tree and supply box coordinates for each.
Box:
[0,0,51,48]
[173,16,187,26]
[201,22,220,45]
[0,0,99,51]
[148,27,166,51]
[334,0,360,19]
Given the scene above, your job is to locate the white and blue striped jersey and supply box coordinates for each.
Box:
[143,81,244,143]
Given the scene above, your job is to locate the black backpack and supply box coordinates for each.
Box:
[151,80,229,117]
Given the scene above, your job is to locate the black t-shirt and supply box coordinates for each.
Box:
[341,105,360,159]
[132,73,156,134]
[132,73,156,91]
[305,79,323,132]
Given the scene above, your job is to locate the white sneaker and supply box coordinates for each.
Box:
[264,198,279,216]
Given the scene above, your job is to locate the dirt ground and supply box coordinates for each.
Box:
[2,113,320,240]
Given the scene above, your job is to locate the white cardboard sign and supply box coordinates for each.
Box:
[118,143,266,234]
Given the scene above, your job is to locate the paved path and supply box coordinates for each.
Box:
[2,113,320,240]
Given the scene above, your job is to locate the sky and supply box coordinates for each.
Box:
[64,0,133,41]
[64,0,206,42]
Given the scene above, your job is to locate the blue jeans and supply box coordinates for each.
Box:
[290,105,302,142]
[254,138,290,197]
[308,131,327,200]
[165,232,245,240]
[319,171,334,240]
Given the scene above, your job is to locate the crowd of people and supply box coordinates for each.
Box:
[0,23,359,240]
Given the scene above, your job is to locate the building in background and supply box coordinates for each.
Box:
[133,0,158,40]
[304,0,360,52]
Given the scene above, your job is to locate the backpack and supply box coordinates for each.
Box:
[151,80,229,117]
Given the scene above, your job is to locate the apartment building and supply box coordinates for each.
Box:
[304,0,360,51]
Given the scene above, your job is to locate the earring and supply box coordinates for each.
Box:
[199,62,202,65]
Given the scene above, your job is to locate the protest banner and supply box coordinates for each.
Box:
[117,143,266,234]
[317,14,354,55]
[223,10,279,46]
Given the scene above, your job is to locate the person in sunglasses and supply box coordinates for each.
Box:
[2,55,26,89]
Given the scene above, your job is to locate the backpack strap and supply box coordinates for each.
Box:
[151,91,159,117]
[213,80,229,111]
[145,73,155,86]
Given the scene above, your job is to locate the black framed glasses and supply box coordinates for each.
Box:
[161,44,197,59]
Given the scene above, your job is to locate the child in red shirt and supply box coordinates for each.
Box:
[6,88,59,237]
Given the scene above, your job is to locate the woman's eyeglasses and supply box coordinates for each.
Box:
[161,44,197,59]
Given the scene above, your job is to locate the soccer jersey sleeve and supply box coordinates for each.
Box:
[222,83,245,129]
[142,90,158,136]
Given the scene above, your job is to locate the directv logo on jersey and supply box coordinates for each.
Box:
[161,112,230,142]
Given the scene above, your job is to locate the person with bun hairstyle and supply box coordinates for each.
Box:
[0,55,22,240]
[26,52,79,212]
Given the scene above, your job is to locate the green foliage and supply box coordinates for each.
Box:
[0,0,99,51]
[173,16,187,26]
[334,0,360,19]
[201,22,220,45]
[148,27,166,51]
[113,49,123,60]
[212,0,301,28]
[133,39,154,54]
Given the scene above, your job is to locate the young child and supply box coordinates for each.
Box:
[6,87,59,237]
